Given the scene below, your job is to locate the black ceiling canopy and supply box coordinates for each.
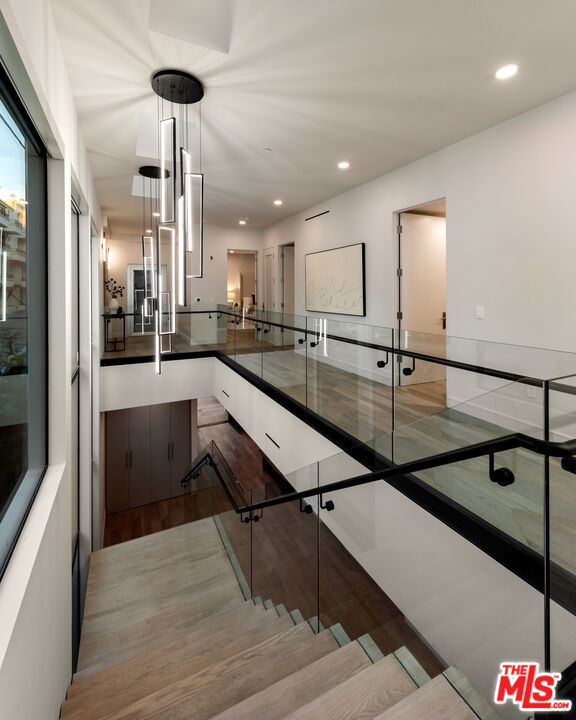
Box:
[138,165,169,179]
[151,69,204,104]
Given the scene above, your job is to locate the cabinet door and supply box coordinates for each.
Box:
[106,409,130,513]
[149,403,172,503]
[128,405,151,508]
[170,400,191,498]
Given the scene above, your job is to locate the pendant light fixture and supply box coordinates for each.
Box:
[143,69,205,374]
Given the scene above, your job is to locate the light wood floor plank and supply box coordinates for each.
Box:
[63,612,294,720]
[210,640,372,720]
[284,655,417,720]
[374,674,478,720]
[98,624,339,720]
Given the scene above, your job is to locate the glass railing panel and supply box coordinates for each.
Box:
[101,303,228,361]
[175,305,228,352]
[365,376,549,551]
[306,317,394,453]
[260,310,308,404]
[228,309,263,377]
[183,440,252,599]
[399,327,576,381]
[316,447,546,714]
[250,462,319,623]
[549,375,576,695]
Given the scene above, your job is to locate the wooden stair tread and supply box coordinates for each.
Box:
[62,612,294,720]
[82,549,237,623]
[374,674,479,720]
[94,622,339,720]
[90,518,217,566]
[80,571,241,642]
[284,654,417,720]
[76,580,244,673]
[209,639,373,720]
[68,601,269,696]
[85,533,228,593]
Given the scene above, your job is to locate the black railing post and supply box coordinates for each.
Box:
[544,380,551,674]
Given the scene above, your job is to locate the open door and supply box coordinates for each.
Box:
[398,210,446,386]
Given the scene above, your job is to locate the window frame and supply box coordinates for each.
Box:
[0,58,48,581]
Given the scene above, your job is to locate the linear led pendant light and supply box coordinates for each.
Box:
[144,69,205,374]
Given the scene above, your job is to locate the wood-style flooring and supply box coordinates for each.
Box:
[104,419,445,678]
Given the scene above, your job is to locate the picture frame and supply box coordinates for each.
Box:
[305,243,366,316]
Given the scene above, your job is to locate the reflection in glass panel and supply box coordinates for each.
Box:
[0,96,28,522]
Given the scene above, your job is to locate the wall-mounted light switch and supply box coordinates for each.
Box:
[475,305,485,320]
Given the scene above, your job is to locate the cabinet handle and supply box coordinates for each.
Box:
[125,451,128,469]
[171,442,174,460]
[168,442,171,460]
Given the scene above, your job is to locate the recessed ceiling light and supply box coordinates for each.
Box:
[230,250,235,253]
[337,161,350,169]
[273,199,283,206]
[146,228,152,233]
[495,63,518,80]
[152,211,160,217]
[238,220,246,225]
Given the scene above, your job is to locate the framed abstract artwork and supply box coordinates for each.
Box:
[305,243,366,316]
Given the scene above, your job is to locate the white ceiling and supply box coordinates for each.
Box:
[50,0,576,234]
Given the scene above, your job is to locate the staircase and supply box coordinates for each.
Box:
[61,517,501,720]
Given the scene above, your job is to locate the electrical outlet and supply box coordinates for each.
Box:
[475,305,485,320]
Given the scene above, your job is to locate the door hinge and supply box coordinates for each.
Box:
[397,224,402,234]
[396,268,403,277]
[397,311,403,320]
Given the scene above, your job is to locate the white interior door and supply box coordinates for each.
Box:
[399,212,446,385]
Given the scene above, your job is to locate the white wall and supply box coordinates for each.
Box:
[188,225,263,305]
[0,2,100,718]
[262,89,576,357]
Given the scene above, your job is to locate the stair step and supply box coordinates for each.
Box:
[283,653,417,720]
[290,608,305,625]
[89,518,218,571]
[68,601,269,696]
[209,640,372,720]
[76,582,245,676]
[393,646,431,687]
[97,622,339,720]
[374,674,479,720]
[62,612,294,720]
[443,666,502,720]
[276,603,289,617]
[253,595,263,605]
[82,550,239,626]
[264,598,275,610]
[307,616,325,633]
[328,623,351,647]
[357,633,385,663]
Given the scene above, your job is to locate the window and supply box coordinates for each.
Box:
[0,68,47,577]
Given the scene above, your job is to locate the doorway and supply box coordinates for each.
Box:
[396,199,446,387]
[226,250,257,314]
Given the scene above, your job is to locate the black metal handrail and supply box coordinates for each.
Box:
[182,431,576,521]
[102,306,576,388]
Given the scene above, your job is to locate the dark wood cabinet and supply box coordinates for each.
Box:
[106,401,191,513]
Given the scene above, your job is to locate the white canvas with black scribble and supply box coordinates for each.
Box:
[305,243,365,316]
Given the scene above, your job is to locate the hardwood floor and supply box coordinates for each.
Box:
[104,419,446,678]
